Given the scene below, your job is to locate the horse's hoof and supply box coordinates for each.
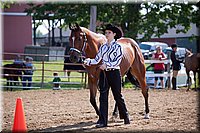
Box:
[144,113,150,119]
[109,115,118,122]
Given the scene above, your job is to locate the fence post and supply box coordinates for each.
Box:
[167,52,171,89]
[40,55,45,88]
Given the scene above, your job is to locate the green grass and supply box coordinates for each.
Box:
[2,61,199,90]
[2,60,86,90]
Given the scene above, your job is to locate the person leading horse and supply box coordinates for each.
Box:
[83,24,130,127]
[68,23,150,124]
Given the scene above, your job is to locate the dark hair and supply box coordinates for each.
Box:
[104,24,122,40]
[171,43,177,48]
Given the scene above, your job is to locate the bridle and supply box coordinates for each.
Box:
[70,31,88,58]
[69,26,101,81]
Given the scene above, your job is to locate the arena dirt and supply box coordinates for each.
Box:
[2,88,200,132]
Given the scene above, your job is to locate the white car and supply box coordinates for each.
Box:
[139,42,168,59]
[146,63,188,89]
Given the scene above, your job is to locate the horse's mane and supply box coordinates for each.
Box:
[80,27,107,45]
[80,27,102,38]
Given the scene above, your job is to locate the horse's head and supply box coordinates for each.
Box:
[69,23,87,63]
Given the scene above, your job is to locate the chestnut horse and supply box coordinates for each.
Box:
[184,51,200,91]
[68,23,149,119]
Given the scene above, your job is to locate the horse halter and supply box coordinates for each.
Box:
[70,31,87,56]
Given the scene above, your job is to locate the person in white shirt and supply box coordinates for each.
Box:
[84,24,130,128]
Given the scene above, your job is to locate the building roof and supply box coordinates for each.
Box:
[137,23,198,39]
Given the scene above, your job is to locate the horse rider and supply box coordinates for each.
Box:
[84,24,130,128]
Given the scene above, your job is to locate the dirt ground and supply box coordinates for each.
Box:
[2,88,200,132]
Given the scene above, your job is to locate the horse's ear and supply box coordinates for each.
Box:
[75,23,80,30]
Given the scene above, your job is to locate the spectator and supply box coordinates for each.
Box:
[152,45,167,89]
[22,56,35,90]
[13,54,24,65]
[52,72,61,90]
[13,54,24,82]
[170,43,182,90]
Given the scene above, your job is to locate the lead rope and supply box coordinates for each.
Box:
[97,70,109,94]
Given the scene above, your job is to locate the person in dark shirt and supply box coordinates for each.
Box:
[170,44,182,90]
[52,72,61,90]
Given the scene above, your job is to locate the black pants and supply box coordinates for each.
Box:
[98,70,129,125]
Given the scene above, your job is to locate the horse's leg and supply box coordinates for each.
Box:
[186,69,191,91]
[140,82,149,119]
[67,71,70,82]
[130,67,150,119]
[88,80,100,116]
[110,102,119,122]
[193,71,196,90]
[11,75,16,91]
[14,76,18,86]
[6,79,9,91]
[10,79,13,91]
[111,70,140,120]
[122,77,124,87]
[113,103,118,116]
[81,72,84,83]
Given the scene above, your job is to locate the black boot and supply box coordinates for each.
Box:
[172,77,176,90]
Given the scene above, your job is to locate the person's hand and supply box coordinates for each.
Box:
[83,58,91,66]
[159,55,162,60]
[99,63,106,70]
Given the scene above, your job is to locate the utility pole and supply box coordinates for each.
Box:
[89,6,97,32]
[33,16,36,46]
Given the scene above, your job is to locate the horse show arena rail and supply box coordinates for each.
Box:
[1,52,87,90]
[1,53,190,90]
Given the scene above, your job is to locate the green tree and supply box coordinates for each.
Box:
[24,2,199,41]
[0,1,15,9]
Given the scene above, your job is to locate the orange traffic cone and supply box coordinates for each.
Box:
[12,98,27,133]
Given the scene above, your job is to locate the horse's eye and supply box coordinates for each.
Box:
[79,37,82,41]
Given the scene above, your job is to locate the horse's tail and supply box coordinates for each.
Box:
[126,69,140,87]
[127,38,147,88]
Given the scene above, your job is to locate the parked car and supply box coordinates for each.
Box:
[163,47,187,59]
[139,42,168,59]
[146,63,188,89]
